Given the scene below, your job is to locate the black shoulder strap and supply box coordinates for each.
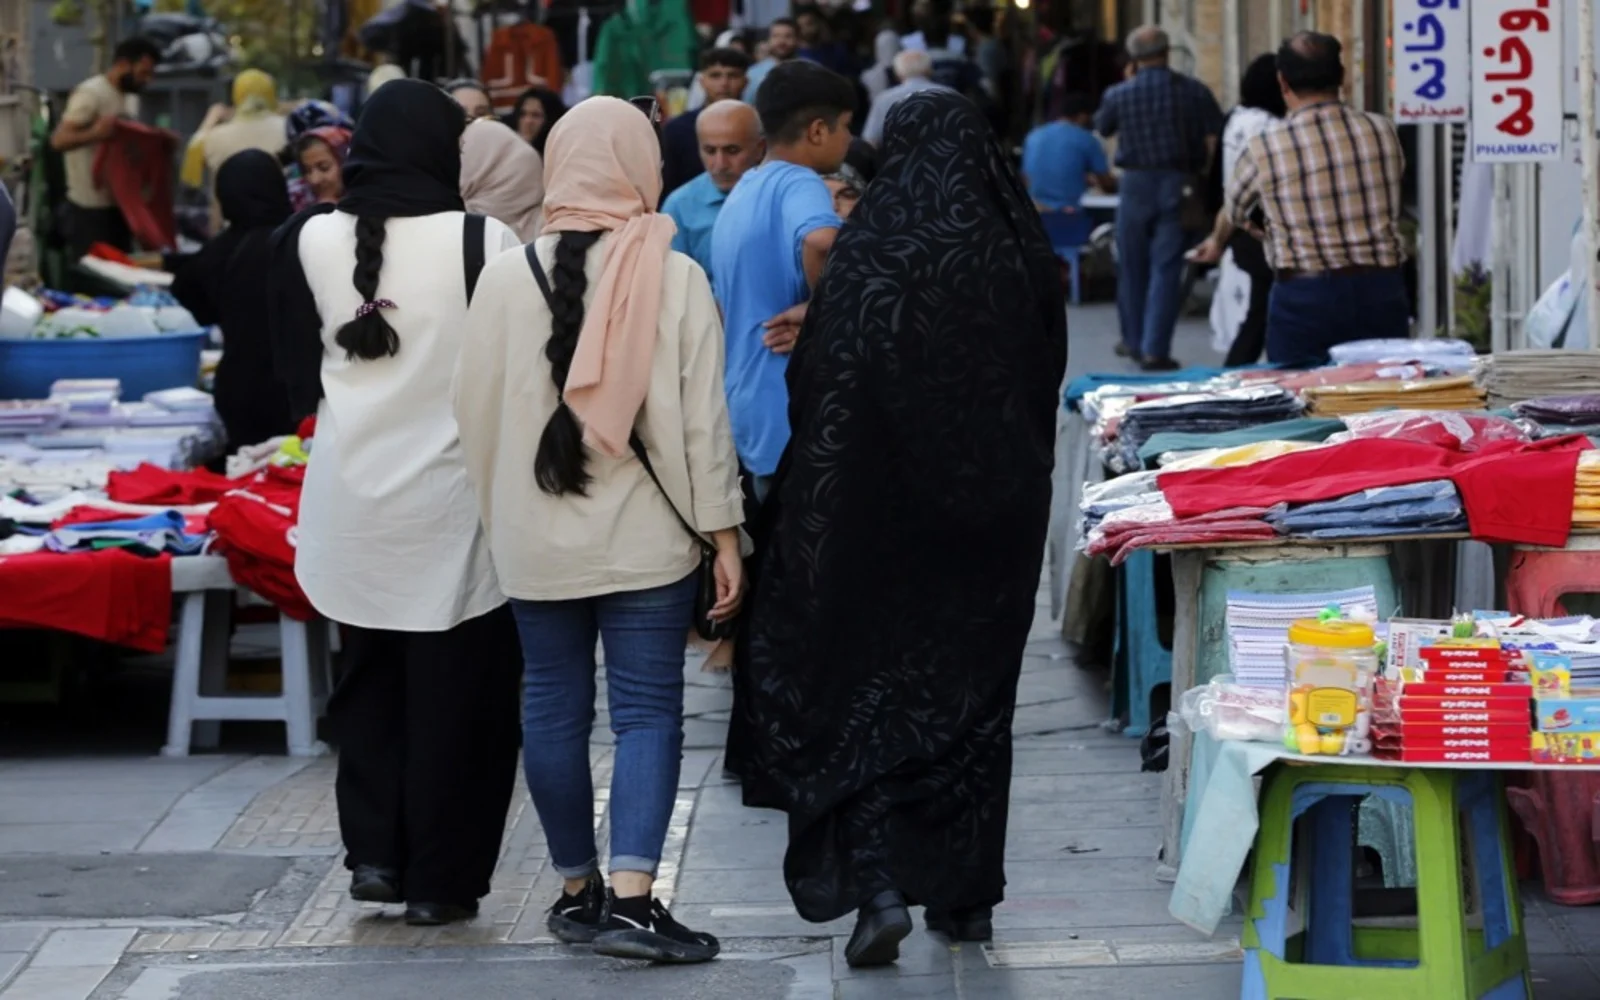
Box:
[463,213,486,303]
[524,241,554,307]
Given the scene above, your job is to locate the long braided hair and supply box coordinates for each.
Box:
[534,230,604,495]
[332,216,398,361]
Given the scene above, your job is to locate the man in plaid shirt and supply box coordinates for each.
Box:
[1191,32,1407,366]
[1095,26,1224,371]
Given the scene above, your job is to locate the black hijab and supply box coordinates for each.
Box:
[217,149,293,229]
[170,149,296,449]
[269,79,468,418]
[733,91,1067,922]
[505,87,567,154]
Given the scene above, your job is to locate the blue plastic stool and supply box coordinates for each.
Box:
[1113,549,1171,738]
[1242,765,1531,999]
[1041,210,1093,306]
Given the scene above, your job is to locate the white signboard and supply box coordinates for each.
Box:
[1394,0,1471,122]
[1471,0,1565,161]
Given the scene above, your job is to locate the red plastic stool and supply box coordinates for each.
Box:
[1504,537,1600,905]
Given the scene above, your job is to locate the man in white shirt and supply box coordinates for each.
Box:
[862,50,950,146]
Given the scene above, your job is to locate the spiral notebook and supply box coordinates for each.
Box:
[1226,586,1380,688]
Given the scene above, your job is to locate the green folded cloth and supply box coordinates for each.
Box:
[1136,417,1346,466]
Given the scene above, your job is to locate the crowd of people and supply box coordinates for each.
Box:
[38,6,1417,973]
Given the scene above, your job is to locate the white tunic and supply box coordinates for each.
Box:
[294,210,521,632]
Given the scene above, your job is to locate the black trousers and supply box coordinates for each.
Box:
[330,603,523,904]
[64,203,132,259]
[1223,231,1275,368]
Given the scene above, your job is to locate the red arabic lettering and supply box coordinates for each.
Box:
[1492,87,1536,135]
[1500,9,1550,32]
[1483,36,1534,82]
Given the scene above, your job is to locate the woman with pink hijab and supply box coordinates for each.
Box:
[459,117,545,241]
[454,97,743,965]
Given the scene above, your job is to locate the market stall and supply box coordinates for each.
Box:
[1064,340,1600,997]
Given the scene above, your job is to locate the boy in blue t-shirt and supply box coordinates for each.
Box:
[711,60,856,500]
[1021,92,1116,211]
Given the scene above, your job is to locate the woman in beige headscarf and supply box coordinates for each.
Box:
[454,97,742,965]
[460,118,545,241]
[182,69,288,231]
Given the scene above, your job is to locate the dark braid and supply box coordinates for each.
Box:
[333,216,399,361]
[534,230,604,496]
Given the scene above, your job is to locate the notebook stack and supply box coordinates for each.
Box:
[1477,350,1600,406]
[1225,586,1381,689]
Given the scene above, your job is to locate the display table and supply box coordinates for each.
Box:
[165,555,332,758]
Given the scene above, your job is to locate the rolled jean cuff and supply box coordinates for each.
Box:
[609,854,660,878]
[553,856,599,880]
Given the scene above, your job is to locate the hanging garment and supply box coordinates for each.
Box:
[483,22,566,114]
[590,0,698,98]
[92,121,177,251]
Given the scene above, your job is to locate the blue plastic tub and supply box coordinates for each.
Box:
[0,330,207,400]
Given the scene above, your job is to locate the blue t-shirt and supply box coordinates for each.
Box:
[710,161,839,476]
[663,172,727,282]
[1021,121,1109,211]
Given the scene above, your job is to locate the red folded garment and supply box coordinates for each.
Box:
[107,464,237,506]
[1159,436,1587,547]
[207,473,312,620]
[0,550,172,652]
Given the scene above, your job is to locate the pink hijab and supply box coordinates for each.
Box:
[460,118,545,241]
[540,97,677,459]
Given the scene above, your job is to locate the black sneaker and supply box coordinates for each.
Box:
[592,892,720,964]
[547,874,607,944]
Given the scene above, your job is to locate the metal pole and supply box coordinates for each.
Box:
[1350,0,1365,111]
[1223,0,1240,106]
[1269,0,1283,45]
[1492,163,1513,353]
[1419,122,1439,338]
[1582,0,1600,347]
[1446,125,1457,338]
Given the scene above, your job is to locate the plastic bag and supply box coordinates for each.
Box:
[1170,675,1287,744]
[1327,410,1530,451]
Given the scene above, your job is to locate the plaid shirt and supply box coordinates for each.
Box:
[1094,67,1223,173]
[1226,101,1407,272]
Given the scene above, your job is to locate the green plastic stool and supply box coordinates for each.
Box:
[1241,763,1532,999]
[1196,544,1399,688]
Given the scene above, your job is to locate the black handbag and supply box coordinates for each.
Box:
[523,243,735,641]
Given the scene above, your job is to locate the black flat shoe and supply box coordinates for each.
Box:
[925,905,994,942]
[844,890,912,968]
[404,901,479,926]
[349,865,402,904]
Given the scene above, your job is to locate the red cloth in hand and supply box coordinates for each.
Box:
[0,550,172,652]
[93,120,177,251]
[107,464,237,506]
[1158,436,1587,547]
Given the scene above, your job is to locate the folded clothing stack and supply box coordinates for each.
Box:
[1513,393,1600,435]
[1083,499,1279,564]
[1267,479,1468,539]
[1109,386,1302,473]
[1302,375,1486,416]
[1478,351,1600,406]
[1576,452,1600,527]
[1329,337,1479,373]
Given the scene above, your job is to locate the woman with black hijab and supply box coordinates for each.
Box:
[505,87,567,153]
[736,89,1066,967]
[268,79,524,927]
[171,149,297,451]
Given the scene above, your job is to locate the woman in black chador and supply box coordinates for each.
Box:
[737,89,1067,968]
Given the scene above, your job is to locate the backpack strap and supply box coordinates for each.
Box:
[525,240,555,306]
[463,213,487,303]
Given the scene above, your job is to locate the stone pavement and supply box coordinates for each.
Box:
[2,306,1600,998]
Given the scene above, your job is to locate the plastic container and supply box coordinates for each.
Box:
[0,331,207,400]
[1284,619,1378,756]
[0,287,43,339]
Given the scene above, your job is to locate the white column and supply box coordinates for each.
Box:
[1583,0,1600,346]
[1223,0,1241,106]
[1418,124,1439,338]
[1491,164,1513,353]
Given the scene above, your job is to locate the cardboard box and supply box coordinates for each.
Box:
[1403,682,1533,699]
[1398,696,1533,720]
[1534,697,1600,733]
[1384,721,1530,741]
[1531,731,1600,764]
[1387,618,1454,674]
[1418,645,1510,668]
[1375,746,1531,763]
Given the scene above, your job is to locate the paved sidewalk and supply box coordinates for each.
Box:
[2,307,1600,998]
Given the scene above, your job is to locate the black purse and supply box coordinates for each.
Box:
[523,243,736,641]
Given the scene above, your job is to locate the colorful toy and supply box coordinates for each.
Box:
[1283,619,1378,756]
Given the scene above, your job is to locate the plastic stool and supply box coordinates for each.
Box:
[1197,545,1399,688]
[1113,549,1171,737]
[1503,537,1600,905]
[1041,210,1092,306]
[1242,764,1531,999]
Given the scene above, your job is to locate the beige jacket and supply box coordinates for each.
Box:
[454,234,743,602]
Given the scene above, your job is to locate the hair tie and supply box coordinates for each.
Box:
[356,298,396,319]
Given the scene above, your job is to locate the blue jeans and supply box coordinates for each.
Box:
[1266,267,1409,367]
[1115,169,1190,361]
[510,574,696,878]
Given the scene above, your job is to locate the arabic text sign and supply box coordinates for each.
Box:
[1394,0,1470,122]
[1471,0,1565,161]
